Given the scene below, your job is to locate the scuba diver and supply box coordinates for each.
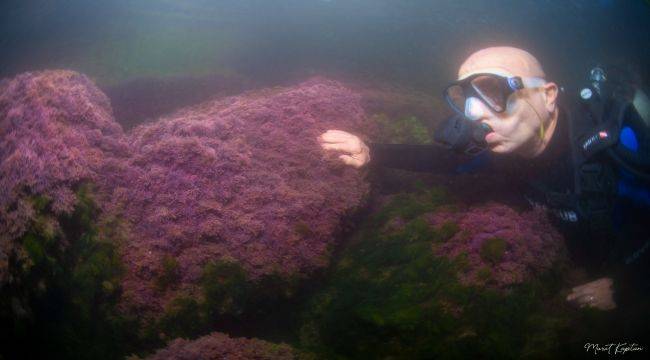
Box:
[319,46,650,311]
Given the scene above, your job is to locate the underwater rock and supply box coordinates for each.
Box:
[371,113,432,144]
[299,188,570,359]
[425,202,566,288]
[0,69,371,319]
[145,332,300,360]
[0,70,130,285]
[0,184,131,360]
[112,77,372,314]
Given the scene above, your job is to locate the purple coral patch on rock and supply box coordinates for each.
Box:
[0,70,130,283]
[118,77,372,312]
[425,202,566,288]
[146,332,299,360]
[1,70,371,315]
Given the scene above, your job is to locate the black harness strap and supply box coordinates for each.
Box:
[566,87,620,230]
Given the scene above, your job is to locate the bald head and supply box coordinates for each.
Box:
[458,47,546,79]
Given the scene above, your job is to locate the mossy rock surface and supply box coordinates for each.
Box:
[298,186,571,359]
[0,183,303,359]
[480,237,507,265]
[0,183,140,360]
[372,113,433,144]
[154,259,300,342]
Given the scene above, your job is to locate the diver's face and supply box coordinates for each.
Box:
[469,87,546,154]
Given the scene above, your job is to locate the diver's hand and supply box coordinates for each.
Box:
[318,130,370,168]
[566,277,616,311]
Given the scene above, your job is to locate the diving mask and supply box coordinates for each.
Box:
[444,72,547,119]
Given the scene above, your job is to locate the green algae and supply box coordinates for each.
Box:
[435,221,460,243]
[157,296,207,340]
[374,114,433,144]
[156,259,301,341]
[294,221,313,238]
[371,187,447,229]
[202,260,251,317]
[298,186,570,359]
[154,255,181,292]
[0,182,615,358]
[480,237,507,265]
[0,183,138,360]
[477,266,493,283]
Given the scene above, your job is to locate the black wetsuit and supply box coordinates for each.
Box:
[370,105,650,306]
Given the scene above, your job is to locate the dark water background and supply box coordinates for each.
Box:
[1,0,649,91]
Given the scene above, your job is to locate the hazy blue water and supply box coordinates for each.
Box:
[1,0,648,91]
[1,1,650,359]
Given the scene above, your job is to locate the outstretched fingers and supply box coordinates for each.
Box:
[319,130,362,155]
[339,154,365,168]
[319,130,356,144]
[318,129,370,168]
[321,141,361,154]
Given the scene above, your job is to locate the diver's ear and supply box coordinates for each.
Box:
[543,82,559,113]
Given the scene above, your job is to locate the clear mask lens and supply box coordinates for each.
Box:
[471,75,506,112]
[464,97,485,121]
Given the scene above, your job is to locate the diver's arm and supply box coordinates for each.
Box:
[369,142,470,173]
[319,130,474,173]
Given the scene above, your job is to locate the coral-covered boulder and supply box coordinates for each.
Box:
[425,202,566,288]
[145,332,301,360]
[299,188,569,359]
[0,69,372,318]
[116,77,371,314]
[0,70,130,284]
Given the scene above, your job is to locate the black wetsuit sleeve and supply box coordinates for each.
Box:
[369,143,469,173]
[612,259,650,309]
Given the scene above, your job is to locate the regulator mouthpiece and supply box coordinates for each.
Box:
[434,114,488,156]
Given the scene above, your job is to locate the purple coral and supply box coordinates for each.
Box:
[146,332,299,360]
[0,70,128,213]
[0,70,130,283]
[425,202,566,288]
[117,78,371,313]
[1,70,371,315]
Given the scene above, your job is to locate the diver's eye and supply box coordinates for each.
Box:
[505,94,520,114]
[471,75,508,113]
